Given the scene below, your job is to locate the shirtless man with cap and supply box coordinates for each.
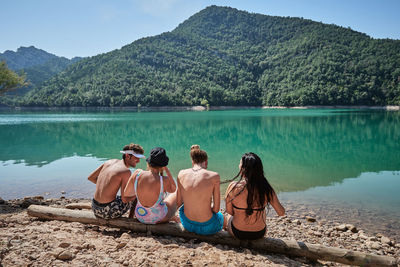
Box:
[176,145,226,235]
[88,143,145,219]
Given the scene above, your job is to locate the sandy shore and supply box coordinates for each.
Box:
[1,197,399,266]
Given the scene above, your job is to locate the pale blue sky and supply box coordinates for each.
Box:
[1,0,399,59]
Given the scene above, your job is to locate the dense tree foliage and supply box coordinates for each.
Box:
[3,6,400,107]
[0,61,28,95]
[0,46,82,95]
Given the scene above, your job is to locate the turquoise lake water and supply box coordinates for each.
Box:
[0,109,399,237]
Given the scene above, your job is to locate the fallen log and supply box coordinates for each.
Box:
[27,205,397,267]
[65,202,91,210]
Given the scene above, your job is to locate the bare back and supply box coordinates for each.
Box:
[92,159,131,203]
[177,168,220,222]
[225,181,285,231]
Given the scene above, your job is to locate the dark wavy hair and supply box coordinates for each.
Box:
[227,152,275,217]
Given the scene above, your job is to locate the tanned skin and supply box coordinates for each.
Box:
[88,154,140,204]
[176,160,226,227]
[124,166,177,222]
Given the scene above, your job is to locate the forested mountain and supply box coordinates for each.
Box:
[0,46,82,95]
[4,6,400,106]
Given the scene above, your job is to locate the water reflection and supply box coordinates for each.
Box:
[0,109,399,194]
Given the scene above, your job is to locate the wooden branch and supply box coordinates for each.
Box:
[65,202,92,210]
[27,205,397,267]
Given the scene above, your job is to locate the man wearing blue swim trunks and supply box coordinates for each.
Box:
[176,145,226,235]
[88,143,145,219]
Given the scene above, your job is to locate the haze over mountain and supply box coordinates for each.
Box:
[3,6,400,106]
[0,46,82,95]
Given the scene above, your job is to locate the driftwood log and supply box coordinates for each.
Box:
[27,205,397,267]
[65,202,92,210]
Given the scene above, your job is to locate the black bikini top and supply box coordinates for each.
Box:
[232,203,266,211]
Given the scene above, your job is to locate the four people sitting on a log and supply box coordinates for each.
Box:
[88,143,285,240]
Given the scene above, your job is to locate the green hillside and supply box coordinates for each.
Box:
[0,46,82,95]
[6,6,400,107]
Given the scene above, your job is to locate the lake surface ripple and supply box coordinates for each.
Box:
[1,109,399,239]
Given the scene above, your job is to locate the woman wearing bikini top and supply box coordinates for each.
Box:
[224,152,285,240]
[124,147,177,224]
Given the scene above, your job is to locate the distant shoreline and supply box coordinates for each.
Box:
[0,105,399,111]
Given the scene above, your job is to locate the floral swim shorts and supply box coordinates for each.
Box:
[91,196,132,219]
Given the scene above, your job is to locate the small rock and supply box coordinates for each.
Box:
[165,244,179,249]
[292,219,301,225]
[116,242,127,249]
[74,245,83,251]
[336,224,347,232]
[52,248,64,257]
[345,224,358,233]
[0,197,5,204]
[366,241,381,250]
[33,195,44,201]
[123,261,129,266]
[376,233,383,238]
[102,257,114,264]
[61,191,66,194]
[359,233,368,240]
[60,196,65,199]
[243,248,251,254]
[381,236,392,245]
[58,242,71,248]
[28,255,38,260]
[305,216,316,222]
[368,236,378,241]
[120,232,131,240]
[20,199,36,208]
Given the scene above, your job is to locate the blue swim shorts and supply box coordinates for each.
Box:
[179,205,224,235]
[92,196,132,219]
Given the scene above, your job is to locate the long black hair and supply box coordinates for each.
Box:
[227,152,275,217]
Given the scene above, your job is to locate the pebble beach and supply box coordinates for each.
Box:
[1,196,399,266]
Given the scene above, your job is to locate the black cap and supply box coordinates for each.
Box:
[146,147,169,167]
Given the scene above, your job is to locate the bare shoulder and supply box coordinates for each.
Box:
[227,181,238,191]
[207,170,220,181]
[106,159,119,164]
[178,168,191,179]
[229,180,245,194]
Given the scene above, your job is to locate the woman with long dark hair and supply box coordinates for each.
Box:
[224,152,285,240]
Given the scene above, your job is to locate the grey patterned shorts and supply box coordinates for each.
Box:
[92,196,132,219]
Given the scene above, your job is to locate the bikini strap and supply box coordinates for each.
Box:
[155,175,165,205]
[133,170,142,200]
[232,203,265,211]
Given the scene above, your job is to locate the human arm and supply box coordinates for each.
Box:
[212,174,221,213]
[224,181,237,216]
[123,169,140,198]
[163,166,176,193]
[176,172,183,208]
[270,191,285,216]
[87,164,104,184]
